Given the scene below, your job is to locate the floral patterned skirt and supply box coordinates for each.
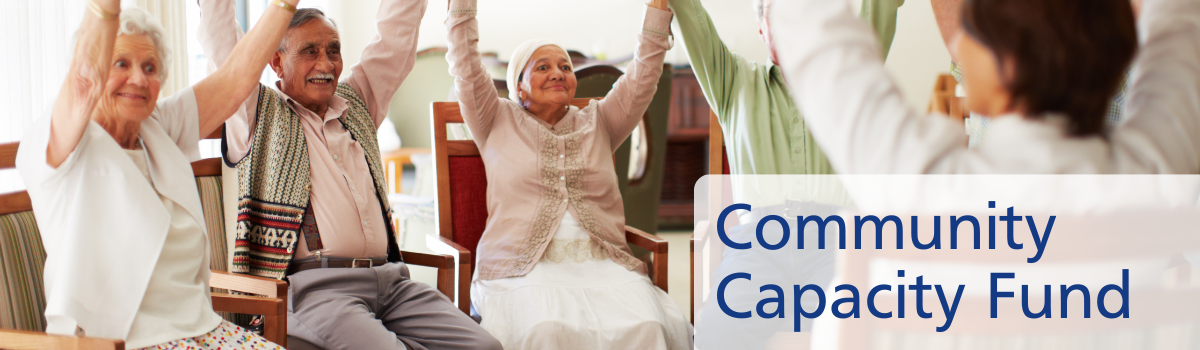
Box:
[134,320,283,350]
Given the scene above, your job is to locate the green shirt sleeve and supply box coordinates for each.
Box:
[858,0,905,59]
[670,0,744,125]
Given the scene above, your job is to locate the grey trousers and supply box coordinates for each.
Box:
[286,262,501,350]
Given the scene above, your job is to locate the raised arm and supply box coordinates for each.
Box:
[1113,0,1200,173]
[193,0,297,139]
[342,0,428,128]
[931,0,962,62]
[670,0,745,124]
[45,0,120,168]
[769,0,966,173]
[446,0,504,143]
[861,0,906,58]
[597,0,673,149]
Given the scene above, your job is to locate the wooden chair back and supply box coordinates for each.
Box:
[0,142,31,215]
[0,142,44,333]
[0,142,124,349]
[433,99,595,254]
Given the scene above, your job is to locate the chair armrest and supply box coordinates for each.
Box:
[438,236,474,314]
[438,236,473,264]
[401,247,471,313]
[625,226,668,254]
[211,292,285,316]
[625,225,669,292]
[401,250,455,269]
[210,270,287,299]
[0,329,123,350]
[211,292,288,347]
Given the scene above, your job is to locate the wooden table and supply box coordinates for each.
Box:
[382,147,432,193]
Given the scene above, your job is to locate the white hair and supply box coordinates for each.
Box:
[116,7,170,81]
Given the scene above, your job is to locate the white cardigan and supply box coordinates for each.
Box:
[769,0,1200,174]
[16,88,209,341]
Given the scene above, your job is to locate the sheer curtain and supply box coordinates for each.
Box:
[0,1,83,193]
[0,0,188,193]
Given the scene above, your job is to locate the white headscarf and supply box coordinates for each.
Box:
[506,38,572,104]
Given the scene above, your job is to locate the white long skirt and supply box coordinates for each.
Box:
[472,212,693,350]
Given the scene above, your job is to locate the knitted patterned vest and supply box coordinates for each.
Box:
[229,83,400,279]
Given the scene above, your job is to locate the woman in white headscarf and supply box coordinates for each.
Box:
[16,1,296,349]
[445,0,691,348]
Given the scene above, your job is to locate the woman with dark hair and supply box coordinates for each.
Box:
[768,0,1200,173]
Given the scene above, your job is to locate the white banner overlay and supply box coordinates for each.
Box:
[692,175,1200,350]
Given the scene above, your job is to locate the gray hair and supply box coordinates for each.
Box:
[278,8,339,52]
[117,7,170,82]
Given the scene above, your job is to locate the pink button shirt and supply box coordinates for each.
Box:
[199,0,428,259]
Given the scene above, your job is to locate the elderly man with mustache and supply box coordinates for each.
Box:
[198,0,500,349]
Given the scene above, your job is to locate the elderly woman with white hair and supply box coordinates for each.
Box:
[445,0,690,348]
[16,0,298,349]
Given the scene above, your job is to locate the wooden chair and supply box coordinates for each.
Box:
[690,110,732,324]
[199,130,465,350]
[928,73,967,122]
[0,141,285,349]
[432,99,671,313]
[494,64,673,234]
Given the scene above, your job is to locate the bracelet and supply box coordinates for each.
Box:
[87,1,118,21]
[270,0,298,13]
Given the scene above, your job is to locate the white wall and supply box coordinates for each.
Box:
[329,0,949,110]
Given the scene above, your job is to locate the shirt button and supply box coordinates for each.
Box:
[362,220,368,226]
[333,154,339,160]
[794,147,802,153]
[794,117,800,124]
[560,176,565,181]
[563,198,568,203]
[560,154,564,159]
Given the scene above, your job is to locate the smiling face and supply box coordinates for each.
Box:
[272,18,343,112]
[519,46,577,110]
[99,34,162,123]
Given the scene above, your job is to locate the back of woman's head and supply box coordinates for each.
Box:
[961,0,1137,137]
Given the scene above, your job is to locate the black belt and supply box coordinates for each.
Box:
[285,256,388,276]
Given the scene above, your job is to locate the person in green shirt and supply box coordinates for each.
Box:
[673,0,903,178]
[673,0,902,347]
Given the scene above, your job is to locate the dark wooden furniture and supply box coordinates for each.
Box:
[660,67,712,226]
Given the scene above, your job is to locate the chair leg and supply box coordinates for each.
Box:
[458,260,472,314]
[436,265,455,304]
[264,313,286,348]
[653,249,669,293]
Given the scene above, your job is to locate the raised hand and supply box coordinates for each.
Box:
[46,0,119,168]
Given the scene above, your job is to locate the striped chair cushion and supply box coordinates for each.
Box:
[0,210,47,331]
[196,175,246,324]
[195,176,227,273]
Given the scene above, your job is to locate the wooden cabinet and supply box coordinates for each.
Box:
[667,68,711,141]
[658,68,711,227]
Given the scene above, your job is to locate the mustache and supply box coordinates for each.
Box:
[306,72,336,80]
